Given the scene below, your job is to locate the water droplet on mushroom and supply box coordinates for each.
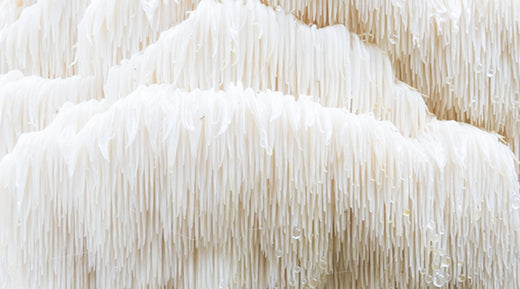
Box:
[292,226,302,240]
[487,67,496,77]
[457,275,466,282]
[319,257,327,270]
[512,194,520,210]
[445,77,454,87]
[288,278,297,287]
[293,266,301,274]
[275,248,283,258]
[427,220,435,230]
[389,34,399,45]
[403,209,410,217]
[441,256,451,268]
[432,270,449,287]
[393,0,404,8]
[308,277,319,288]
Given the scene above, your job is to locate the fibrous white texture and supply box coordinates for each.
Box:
[72,0,520,159]
[0,97,109,289]
[0,0,91,77]
[105,0,431,137]
[261,0,520,163]
[0,71,99,158]
[76,0,198,79]
[1,0,520,288]
[0,0,37,30]
[1,85,519,288]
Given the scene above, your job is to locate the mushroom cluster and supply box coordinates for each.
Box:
[0,0,519,288]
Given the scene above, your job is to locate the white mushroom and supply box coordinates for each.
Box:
[105,0,430,137]
[1,0,519,288]
[1,84,518,288]
[0,71,99,158]
[261,0,520,165]
[0,0,91,77]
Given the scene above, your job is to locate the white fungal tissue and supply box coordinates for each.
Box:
[1,0,520,288]
[0,0,91,77]
[262,0,520,164]
[105,0,431,137]
[1,85,519,289]
[0,70,99,158]
[76,0,199,79]
[0,0,38,30]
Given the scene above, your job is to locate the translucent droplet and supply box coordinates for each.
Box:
[288,278,297,287]
[393,0,404,8]
[457,275,466,282]
[427,220,435,230]
[445,77,454,87]
[512,194,520,210]
[441,256,451,268]
[319,257,328,270]
[293,266,301,274]
[275,248,283,258]
[487,67,496,77]
[432,270,449,287]
[292,226,302,240]
[320,276,327,283]
[403,209,411,217]
[425,275,433,284]
[389,34,399,45]
[308,277,319,288]
[419,267,427,275]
